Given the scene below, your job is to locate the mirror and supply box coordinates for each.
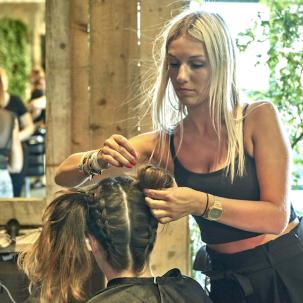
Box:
[0,0,46,199]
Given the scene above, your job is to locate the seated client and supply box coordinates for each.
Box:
[18,165,212,303]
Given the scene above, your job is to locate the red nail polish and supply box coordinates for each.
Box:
[132,151,139,159]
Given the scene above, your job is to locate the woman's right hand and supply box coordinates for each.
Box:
[98,134,139,169]
[55,132,154,187]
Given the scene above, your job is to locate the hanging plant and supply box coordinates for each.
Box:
[0,18,31,100]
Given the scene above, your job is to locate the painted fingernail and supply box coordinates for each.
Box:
[132,151,139,159]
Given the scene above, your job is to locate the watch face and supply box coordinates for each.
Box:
[209,208,222,218]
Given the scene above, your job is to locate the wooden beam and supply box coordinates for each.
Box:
[45,0,73,200]
[89,0,139,148]
[71,0,90,153]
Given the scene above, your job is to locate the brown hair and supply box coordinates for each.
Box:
[18,165,174,303]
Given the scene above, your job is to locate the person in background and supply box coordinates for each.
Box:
[0,67,34,196]
[27,67,47,189]
[54,9,303,303]
[0,108,23,197]
[18,165,212,303]
[27,67,46,133]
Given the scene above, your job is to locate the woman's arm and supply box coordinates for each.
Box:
[223,102,291,233]
[19,112,35,141]
[55,132,158,188]
[145,102,292,234]
[8,119,23,173]
[28,96,46,111]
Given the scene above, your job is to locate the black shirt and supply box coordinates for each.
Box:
[170,133,297,244]
[4,95,27,127]
[87,268,212,303]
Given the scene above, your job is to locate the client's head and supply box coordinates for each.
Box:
[18,165,174,303]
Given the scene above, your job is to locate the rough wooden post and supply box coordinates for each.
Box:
[70,1,90,152]
[45,0,72,201]
[46,0,91,198]
[89,0,139,148]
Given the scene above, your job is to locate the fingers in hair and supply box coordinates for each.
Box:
[145,197,169,210]
[144,189,169,200]
[103,136,137,167]
[112,135,138,159]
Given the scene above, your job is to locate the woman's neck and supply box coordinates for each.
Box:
[105,265,153,282]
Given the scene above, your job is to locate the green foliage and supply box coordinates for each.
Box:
[236,0,303,186]
[0,18,31,101]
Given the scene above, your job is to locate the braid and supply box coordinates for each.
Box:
[87,178,132,270]
[86,166,174,274]
[127,165,174,273]
[127,191,158,272]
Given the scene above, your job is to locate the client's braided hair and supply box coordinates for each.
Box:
[18,165,174,303]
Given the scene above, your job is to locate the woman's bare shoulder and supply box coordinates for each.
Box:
[245,101,277,118]
[243,101,281,156]
[129,131,161,159]
[130,131,159,146]
[244,101,280,130]
[130,131,173,168]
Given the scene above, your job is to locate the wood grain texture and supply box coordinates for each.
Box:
[89,0,139,147]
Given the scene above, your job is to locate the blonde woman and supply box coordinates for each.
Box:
[55,10,303,303]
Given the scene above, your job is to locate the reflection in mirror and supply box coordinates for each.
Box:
[0,0,45,198]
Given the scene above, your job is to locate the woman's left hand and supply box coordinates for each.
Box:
[144,187,205,224]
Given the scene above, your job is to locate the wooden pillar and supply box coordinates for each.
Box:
[46,0,73,200]
[89,0,139,147]
[70,1,90,152]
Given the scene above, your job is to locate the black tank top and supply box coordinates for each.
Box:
[169,133,297,244]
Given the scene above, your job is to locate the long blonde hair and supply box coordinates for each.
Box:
[0,67,8,108]
[148,10,245,181]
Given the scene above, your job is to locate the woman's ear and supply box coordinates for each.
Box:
[87,234,108,274]
[88,234,101,256]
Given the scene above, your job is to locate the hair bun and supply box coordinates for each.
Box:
[137,164,174,190]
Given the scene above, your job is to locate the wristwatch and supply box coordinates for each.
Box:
[207,198,223,221]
